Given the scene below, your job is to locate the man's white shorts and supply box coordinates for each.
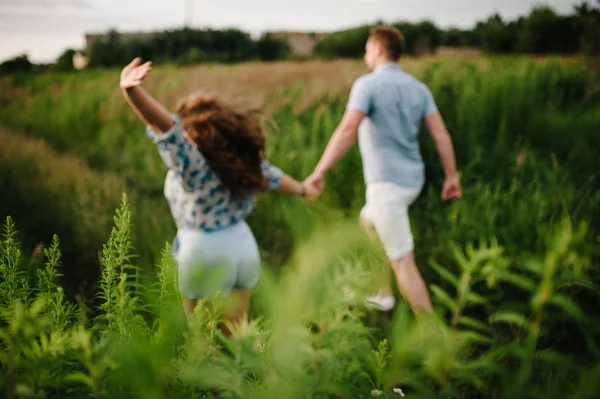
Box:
[359,181,422,261]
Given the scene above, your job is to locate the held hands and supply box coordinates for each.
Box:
[120,57,152,90]
[302,171,325,201]
[301,181,321,201]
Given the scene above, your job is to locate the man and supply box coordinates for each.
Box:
[304,25,462,315]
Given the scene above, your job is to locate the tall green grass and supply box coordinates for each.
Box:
[1,195,599,398]
[0,57,599,397]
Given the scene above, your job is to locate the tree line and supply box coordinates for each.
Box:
[315,2,600,58]
[1,1,599,74]
[0,29,291,74]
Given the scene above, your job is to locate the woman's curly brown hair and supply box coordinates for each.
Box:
[176,93,270,198]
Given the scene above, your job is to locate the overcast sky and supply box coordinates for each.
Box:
[0,0,581,63]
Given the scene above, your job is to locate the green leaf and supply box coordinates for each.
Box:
[64,372,95,389]
[466,292,487,305]
[30,297,47,315]
[16,384,34,397]
[451,245,469,272]
[460,353,504,373]
[430,285,456,311]
[459,316,491,333]
[499,271,537,291]
[534,349,575,369]
[459,330,494,344]
[557,279,598,292]
[549,293,585,321]
[522,258,544,276]
[451,368,487,391]
[489,311,529,329]
[429,260,459,287]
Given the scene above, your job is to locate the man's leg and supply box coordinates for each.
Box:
[377,267,394,298]
[390,251,433,314]
[361,183,432,315]
[360,216,396,311]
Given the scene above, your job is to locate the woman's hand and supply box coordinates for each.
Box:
[120,58,152,90]
[302,181,321,201]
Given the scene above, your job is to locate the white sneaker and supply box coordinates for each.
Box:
[366,294,395,311]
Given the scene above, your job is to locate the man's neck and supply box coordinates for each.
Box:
[372,58,397,71]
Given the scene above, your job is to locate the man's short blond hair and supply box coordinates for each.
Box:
[369,25,405,61]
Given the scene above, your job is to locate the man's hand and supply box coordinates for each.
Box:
[303,171,325,200]
[302,181,321,200]
[120,57,152,90]
[441,175,462,201]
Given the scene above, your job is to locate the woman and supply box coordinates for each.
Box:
[120,57,315,335]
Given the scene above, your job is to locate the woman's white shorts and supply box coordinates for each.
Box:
[173,221,260,299]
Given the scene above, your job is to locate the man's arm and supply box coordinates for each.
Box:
[423,111,462,201]
[423,112,457,178]
[312,109,365,178]
[304,76,369,199]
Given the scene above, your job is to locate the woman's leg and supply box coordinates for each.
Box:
[176,229,229,320]
[181,296,199,321]
[181,289,250,336]
[176,223,257,337]
[218,288,251,337]
[216,220,259,337]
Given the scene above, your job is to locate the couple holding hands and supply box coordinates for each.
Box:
[120,25,461,336]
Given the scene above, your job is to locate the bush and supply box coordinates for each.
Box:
[0,54,33,74]
[254,33,291,61]
[55,49,77,72]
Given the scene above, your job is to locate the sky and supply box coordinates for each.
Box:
[0,0,581,63]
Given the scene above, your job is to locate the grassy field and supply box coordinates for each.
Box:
[1,55,599,398]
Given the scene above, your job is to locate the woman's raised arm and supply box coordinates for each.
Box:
[120,58,174,134]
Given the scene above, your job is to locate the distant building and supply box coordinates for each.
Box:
[267,31,328,56]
